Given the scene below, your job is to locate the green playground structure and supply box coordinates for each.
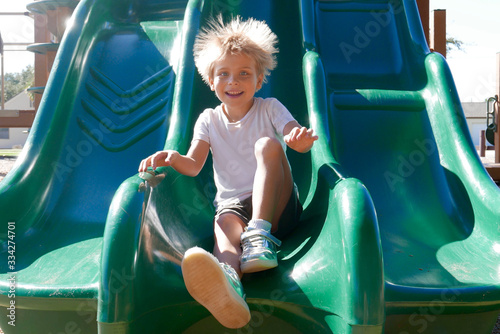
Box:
[1,0,500,333]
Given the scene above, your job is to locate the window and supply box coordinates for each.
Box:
[0,128,9,139]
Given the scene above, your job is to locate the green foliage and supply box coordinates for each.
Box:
[446,36,464,54]
[2,65,34,102]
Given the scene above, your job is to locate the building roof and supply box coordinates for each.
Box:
[4,90,34,110]
[461,102,487,119]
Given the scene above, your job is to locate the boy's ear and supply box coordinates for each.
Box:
[209,77,215,91]
[256,73,264,91]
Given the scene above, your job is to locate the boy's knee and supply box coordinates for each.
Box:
[254,137,282,159]
[215,213,240,232]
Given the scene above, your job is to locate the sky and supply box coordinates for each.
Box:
[0,0,499,102]
[0,0,34,74]
[432,0,500,102]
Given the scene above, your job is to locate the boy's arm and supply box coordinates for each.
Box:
[283,120,318,153]
[138,140,210,177]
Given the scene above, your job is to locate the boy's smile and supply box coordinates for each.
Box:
[209,53,264,122]
[226,91,243,97]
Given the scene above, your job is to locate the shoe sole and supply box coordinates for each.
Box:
[182,247,251,329]
[240,258,278,274]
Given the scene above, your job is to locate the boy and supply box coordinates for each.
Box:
[138,16,317,329]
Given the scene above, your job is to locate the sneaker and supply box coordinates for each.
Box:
[240,227,282,274]
[181,247,251,329]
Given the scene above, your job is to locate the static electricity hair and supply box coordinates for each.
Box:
[193,15,279,86]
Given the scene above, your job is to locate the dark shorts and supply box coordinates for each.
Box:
[214,184,303,240]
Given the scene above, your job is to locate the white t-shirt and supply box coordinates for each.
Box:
[192,97,296,208]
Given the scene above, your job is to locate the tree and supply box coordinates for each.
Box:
[446,36,464,54]
[2,65,34,102]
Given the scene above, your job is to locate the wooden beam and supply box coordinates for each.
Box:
[33,12,50,111]
[0,110,36,128]
[416,0,430,47]
[431,9,446,58]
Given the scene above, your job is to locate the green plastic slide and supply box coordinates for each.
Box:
[1,0,499,333]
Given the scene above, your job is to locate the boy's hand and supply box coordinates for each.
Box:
[284,127,318,153]
[139,150,180,172]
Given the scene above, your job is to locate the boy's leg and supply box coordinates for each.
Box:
[252,137,294,230]
[213,213,246,278]
[182,213,250,329]
[239,137,293,273]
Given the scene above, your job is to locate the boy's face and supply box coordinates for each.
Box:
[209,53,264,116]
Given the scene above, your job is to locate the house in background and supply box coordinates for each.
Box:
[462,102,491,148]
[0,90,33,149]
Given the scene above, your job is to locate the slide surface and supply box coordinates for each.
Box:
[0,0,186,331]
[0,0,499,333]
[301,0,500,332]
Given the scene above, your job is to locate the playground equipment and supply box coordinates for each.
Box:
[486,96,497,146]
[0,0,499,333]
[481,94,500,181]
[0,0,78,128]
[27,0,79,109]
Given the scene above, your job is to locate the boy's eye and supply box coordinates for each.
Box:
[240,71,248,76]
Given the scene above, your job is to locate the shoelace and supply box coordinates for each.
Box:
[220,262,239,281]
[220,262,246,299]
[241,229,282,252]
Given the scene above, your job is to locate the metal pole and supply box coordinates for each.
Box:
[1,53,4,110]
[0,12,31,16]
[480,130,486,157]
[496,53,500,163]
[0,31,4,111]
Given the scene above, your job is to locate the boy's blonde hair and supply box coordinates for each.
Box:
[193,16,279,86]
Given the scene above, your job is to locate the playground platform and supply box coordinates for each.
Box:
[480,150,500,182]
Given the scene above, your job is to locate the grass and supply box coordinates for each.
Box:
[0,149,21,157]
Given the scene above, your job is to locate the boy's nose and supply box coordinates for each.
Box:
[228,74,238,84]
